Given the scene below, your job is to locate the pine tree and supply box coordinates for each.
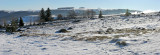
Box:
[45,8,52,21]
[125,9,131,16]
[39,8,46,22]
[57,14,63,20]
[6,19,19,32]
[12,18,18,32]
[19,17,24,27]
[98,10,103,18]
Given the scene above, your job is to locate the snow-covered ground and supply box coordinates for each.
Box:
[1,13,160,55]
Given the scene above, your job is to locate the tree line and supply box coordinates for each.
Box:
[39,8,52,22]
[0,8,131,32]
[2,17,24,32]
[57,9,104,20]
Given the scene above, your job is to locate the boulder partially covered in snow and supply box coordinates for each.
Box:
[56,29,68,33]
[106,28,114,34]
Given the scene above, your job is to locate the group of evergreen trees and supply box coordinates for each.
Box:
[39,8,52,22]
[0,8,131,32]
[4,17,24,32]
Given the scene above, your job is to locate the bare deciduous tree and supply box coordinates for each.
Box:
[86,9,96,18]
[67,10,77,19]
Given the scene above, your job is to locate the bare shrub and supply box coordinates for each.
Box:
[85,36,111,41]
[116,41,127,46]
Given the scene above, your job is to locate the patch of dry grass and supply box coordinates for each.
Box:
[83,36,112,41]
[113,28,148,34]
[114,34,130,38]
[112,28,153,36]
[61,35,112,41]
[19,33,53,37]
[116,41,127,46]
[70,28,154,41]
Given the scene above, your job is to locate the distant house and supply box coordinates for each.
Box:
[79,7,85,10]
[58,7,74,10]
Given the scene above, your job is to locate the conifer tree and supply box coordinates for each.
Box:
[12,18,18,32]
[125,9,131,16]
[19,17,24,27]
[98,10,103,18]
[45,8,52,21]
[6,18,19,32]
[39,8,46,22]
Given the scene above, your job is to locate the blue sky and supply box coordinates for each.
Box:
[0,0,160,11]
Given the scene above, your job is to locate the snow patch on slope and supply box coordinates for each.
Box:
[143,10,157,13]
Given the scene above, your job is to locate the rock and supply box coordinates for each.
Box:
[72,20,81,23]
[106,28,114,33]
[56,29,68,33]
[68,27,73,30]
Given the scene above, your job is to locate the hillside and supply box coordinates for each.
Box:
[0,12,160,55]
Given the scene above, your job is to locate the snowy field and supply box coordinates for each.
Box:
[1,13,160,55]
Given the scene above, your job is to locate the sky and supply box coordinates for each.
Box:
[0,0,160,11]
